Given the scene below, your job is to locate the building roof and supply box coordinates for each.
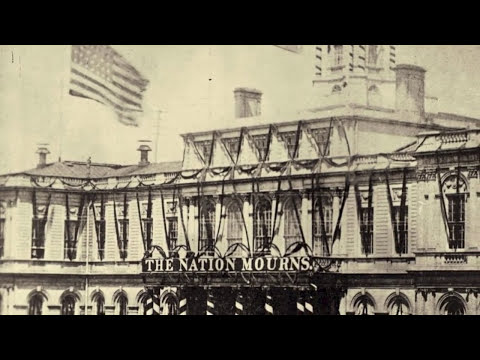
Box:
[110,161,183,177]
[3,160,183,179]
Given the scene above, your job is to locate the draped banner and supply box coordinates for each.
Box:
[143,257,312,273]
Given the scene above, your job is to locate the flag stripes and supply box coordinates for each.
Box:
[69,45,149,127]
[390,45,397,70]
[357,45,367,71]
[315,46,323,76]
[349,45,354,72]
[275,45,303,53]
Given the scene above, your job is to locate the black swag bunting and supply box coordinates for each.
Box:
[385,169,408,255]
[92,194,106,261]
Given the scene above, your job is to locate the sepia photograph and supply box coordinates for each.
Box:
[0,44,479,316]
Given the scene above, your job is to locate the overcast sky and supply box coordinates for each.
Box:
[1,45,480,174]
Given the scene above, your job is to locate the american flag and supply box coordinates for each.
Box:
[69,45,149,127]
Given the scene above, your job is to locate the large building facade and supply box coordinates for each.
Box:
[1,45,480,315]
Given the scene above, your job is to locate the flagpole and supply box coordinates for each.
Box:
[58,45,71,162]
[154,110,163,163]
[85,195,90,315]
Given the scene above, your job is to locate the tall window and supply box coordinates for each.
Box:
[368,45,380,66]
[195,140,213,164]
[280,132,298,159]
[117,203,129,260]
[360,207,374,255]
[94,203,106,261]
[164,295,178,316]
[393,206,409,254]
[441,297,465,316]
[64,218,78,260]
[226,201,243,257]
[313,196,333,256]
[442,175,467,250]
[61,295,76,316]
[447,194,466,250]
[252,135,269,162]
[28,294,44,315]
[0,203,5,259]
[32,203,48,260]
[333,45,343,66]
[167,218,178,252]
[199,200,216,256]
[93,293,105,315]
[388,296,410,316]
[254,198,272,255]
[142,215,153,250]
[116,294,128,316]
[284,198,302,252]
[354,295,375,316]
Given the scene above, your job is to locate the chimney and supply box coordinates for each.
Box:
[137,141,152,166]
[36,144,50,168]
[234,88,263,118]
[394,64,426,119]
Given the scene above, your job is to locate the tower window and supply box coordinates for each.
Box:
[368,45,380,66]
[334,45,343,66]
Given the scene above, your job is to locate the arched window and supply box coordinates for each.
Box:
[29,293,46,315]
[441,296,465,316]
[368,85,382,107]
[254,198,272,255]
[226,201,244,257]
[61,295,76,316]
[199,199,216,257]
[313,195,333,256]
[387,295,410,315]
[92,293,105,316]
[284,198,302,253]
[442,174,468,250]
[354,295,375,315]
[116,293,128,316]
[163,294,178,316]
